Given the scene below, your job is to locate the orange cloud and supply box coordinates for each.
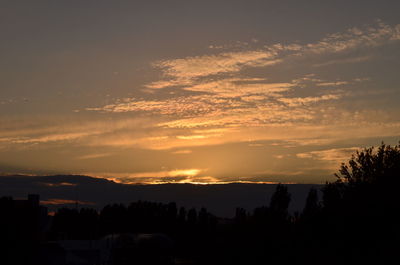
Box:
[153,50,280,80]
[41,199,95,205]
[296,147,360,162]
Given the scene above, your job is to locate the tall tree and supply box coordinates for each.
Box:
[270,184,291,215]
[302,187,320,218]
[335,142,400,185]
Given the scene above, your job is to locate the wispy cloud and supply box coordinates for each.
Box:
[184,21,398,75]
[304,21,400,54]
[152,50,280,80]
[0,116,163,150]
[316,82,349,87]
[296,147,360,162]
[87,75,343,132]
[278,94,342,107]
[76,153,114,160]
[183,78,293,97]
[171,149,192,154]
[40,182,77,187]
[12,132,97,144]
[313,55,372,67]
[86,22,400,135]
[41,199,95,205]
[3,21,400,163]
[143,22,400,93]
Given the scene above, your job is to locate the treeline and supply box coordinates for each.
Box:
[49,201,218,262]
[50,201,217,242]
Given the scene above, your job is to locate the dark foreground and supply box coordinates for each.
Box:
[1,144,400,264]
[1,182,399,265]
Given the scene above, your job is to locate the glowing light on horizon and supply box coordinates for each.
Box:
[167,169,201,177]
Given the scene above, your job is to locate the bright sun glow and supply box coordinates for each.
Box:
[167,169,201,177]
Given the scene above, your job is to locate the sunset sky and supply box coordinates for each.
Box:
[1,1,400,184]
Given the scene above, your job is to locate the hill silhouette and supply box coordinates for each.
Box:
[0,174,318,217]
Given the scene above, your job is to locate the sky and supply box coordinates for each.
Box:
[1,0,400,184]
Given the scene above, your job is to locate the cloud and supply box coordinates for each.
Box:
[86,75,345,132]
[40,182,77,187]
[183,78,293,97]
[0,116,164,151]
[84,168,206,184]
[144,79,193,89]
[273,138,335,147]
[86,79,299,130]
[0,98,30,105]
[316,82,349,87]
[176,135,207,140]
[303,21,400,55]
[278,94,342,107]
[86,95,222,116]
[41,199,95,205]
[153,50,280,80]
[12,132,97,144]
[3,21,400,184]
[83,22,400,143]
[76,153,114,160]
[171,149,192,154]
[144,22,400,92]
[296,147,360,162]
[313,56,372,67]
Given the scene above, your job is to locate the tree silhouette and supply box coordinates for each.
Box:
[316,142,400,264]
[187,208,197,225]
[335,142,400,185]
[178,206,186,223]
[321,181,343,209]
[269,184,291,217]
[332,142,400,215]
[302,187,320,219]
